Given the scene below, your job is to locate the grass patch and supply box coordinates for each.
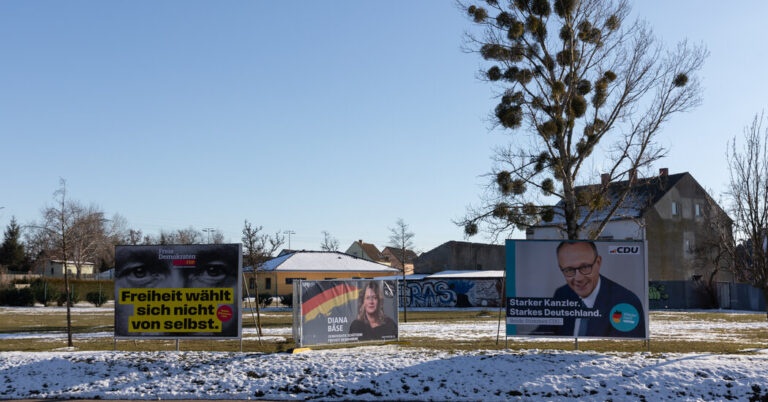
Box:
[398,310,500,322]
[653,311,768,323]
[1,307,766,354]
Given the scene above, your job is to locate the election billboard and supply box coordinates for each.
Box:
[114,244,242,339]
[295,279,398,347]
[505,240,648,339]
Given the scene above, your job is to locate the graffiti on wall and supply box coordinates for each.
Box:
[649,283,669,301]
[401,279,502,308]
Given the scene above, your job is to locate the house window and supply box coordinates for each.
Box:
[695,204,702,216]
[285,277,306,285]
[265,278,271,289]
[672,202,679,216]
[248,278,255,289]
[325,278,336,280]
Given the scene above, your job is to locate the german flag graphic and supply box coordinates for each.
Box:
[302,282,360,323]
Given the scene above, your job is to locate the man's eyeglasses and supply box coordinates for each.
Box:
[559,256,598,277]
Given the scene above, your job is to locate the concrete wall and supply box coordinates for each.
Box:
[649,280,766,312]
[400,278,502,308]
[414,241,505,274]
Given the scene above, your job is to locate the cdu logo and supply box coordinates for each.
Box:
[608,246,640,255]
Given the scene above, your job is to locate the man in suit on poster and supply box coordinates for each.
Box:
[533,241,645,338]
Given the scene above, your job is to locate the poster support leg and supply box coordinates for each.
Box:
[113,337,116,351]
[497,273,506,346]
[240,338,243,353]
[574,338,578,350]
[175,339,179,352]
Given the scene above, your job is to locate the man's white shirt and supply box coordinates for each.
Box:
[573,276,601,336]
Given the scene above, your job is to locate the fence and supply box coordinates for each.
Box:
[649,280,766,312]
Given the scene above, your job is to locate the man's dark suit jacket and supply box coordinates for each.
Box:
[532,275,646,338]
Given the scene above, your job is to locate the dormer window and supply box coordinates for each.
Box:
[695,204,702,217]
[672,202,679,216]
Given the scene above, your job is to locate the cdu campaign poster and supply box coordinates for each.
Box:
[505,240,648,339]
[114,244,242,339]
[297,279,398,347]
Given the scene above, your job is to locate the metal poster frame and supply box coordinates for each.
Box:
[294,279,399,348]
[113,244,243,342]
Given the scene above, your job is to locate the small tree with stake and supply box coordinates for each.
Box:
[388,218,414,322]
[32,179,76,347]
[458,0,707,240]
[242,220,286,336]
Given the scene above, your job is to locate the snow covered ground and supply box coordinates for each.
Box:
[1,347,767,400]
[1,308,768,399]
[4,313,767,345]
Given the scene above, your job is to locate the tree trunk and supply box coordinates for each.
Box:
[64,266,73,347]
[562,177,579,240]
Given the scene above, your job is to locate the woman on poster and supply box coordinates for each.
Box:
[349,281,396,341]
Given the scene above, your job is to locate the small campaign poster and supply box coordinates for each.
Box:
[505,240,648,339]
[114,244,242,339]
[297,279,398,346]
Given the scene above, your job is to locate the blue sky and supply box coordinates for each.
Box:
[1,1,767,253]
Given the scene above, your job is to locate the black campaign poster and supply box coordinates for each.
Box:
[299,280,398,346]
[114,244,242,339]
[505,240,648,339]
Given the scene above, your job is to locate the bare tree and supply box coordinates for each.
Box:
[31,187,124,277]
[211,230,225,244]
[175,227,203,244]
[31,179,76,346]
[67,204,111,278]
[320,231,340,251]
[127,229,143,245]
[458,0,707,240]
[686,193,734,308]
[93,213,129,271]
[241,221,285,263]
[241,220,286,336]
[151,227,203,245]
[726,113,768,318]
[388,218,414,322]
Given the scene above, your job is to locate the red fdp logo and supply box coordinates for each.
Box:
[172,259,196,267]
[217,305,233,322]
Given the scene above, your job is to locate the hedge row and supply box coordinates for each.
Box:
[0,279,114,306]
[0,288,34,306]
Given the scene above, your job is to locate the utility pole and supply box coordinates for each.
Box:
[284,230,295,250]
[202,228,214,244]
